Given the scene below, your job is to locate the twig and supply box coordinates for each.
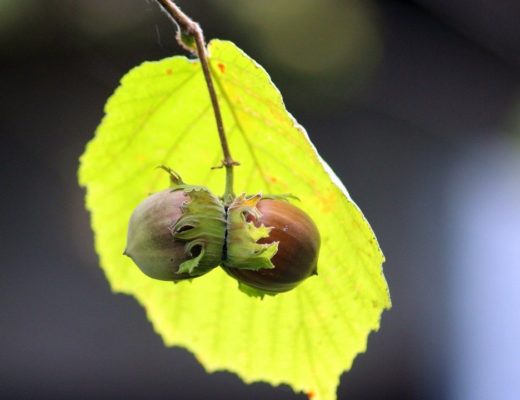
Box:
[156,0,238,200]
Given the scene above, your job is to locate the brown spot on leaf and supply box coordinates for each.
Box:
[217,63,225,73]
[165,68,173,76]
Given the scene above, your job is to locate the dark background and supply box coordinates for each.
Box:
[1,1,519,399]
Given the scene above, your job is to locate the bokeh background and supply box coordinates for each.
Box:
[1,0,519,399]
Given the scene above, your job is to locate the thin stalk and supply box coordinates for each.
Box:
[156,0,238,200]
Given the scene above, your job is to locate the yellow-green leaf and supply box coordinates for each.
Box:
[79,39,390,400]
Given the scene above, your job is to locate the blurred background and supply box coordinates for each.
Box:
[1,0,519,399]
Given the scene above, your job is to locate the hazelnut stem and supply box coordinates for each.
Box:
[156,0,238,201]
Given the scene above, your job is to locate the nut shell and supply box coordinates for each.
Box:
[223,198,320,294]
[125,187,226,281]
[125,190,189,280]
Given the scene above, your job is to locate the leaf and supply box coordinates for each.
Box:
[79,40,391,400]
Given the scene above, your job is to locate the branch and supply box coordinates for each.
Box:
[156,0,238,199]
